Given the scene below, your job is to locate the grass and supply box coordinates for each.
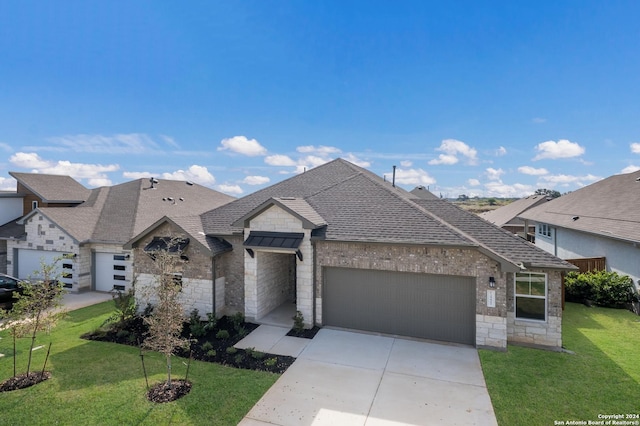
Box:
[480,302,640,425]
[0,301,279,425]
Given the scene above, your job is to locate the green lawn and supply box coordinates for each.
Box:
[480,302,640,425]
[0,302,279,425]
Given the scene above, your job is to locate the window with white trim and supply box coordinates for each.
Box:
[537,223,551,237]
[515,272,547,321]
[32,200,38,210]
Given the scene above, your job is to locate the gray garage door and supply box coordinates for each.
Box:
[323,267,476,345]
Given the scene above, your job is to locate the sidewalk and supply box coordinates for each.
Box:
[62,291,113,311]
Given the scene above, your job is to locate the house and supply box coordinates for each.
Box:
[127,158,576,350]
[480,195,550,241]
[4,175,234,292]
[519,169,640,290]
[0,172,91,275]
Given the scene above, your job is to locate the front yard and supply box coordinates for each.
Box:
[480,302,640,425]
[0,301,278,425]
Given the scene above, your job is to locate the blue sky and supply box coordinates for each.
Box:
[1,1,639,198]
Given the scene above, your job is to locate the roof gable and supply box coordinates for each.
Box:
[9,172,91,203]
[232,197,327,229]
[520,170,640,243]
[480,195,550,227]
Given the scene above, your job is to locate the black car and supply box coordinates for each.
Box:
[0,273,23,307]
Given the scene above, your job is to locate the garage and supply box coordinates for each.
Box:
[16,249,74,288]
[323,267,476,345]
[94,252,131,292]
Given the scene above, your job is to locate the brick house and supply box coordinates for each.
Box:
[128,159,576,350]
[4,176,233,292]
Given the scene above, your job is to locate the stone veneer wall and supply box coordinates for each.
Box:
[136,274,214,317]
[255,251,293,318]
[313,241,509,349]
[7,213,80,290]
[243,204,313,327]
[218,235,244,311]
[506,269,563,348]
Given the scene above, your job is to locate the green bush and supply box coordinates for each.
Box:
[230,311,245,331]
[206,349,217,357]
[264,357,277,367]
[189,309,206,337]
[225,346,237,355]
[292,310,304,333]
[216,329,230,340]
[201,341,213,351]
[565,270,638,308]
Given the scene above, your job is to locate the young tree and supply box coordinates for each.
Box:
[0,258,67,388]
[140,238,189,392]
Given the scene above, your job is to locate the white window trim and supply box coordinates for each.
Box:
[514,272,548,322]
[32,200,39,210]
[537,223,551,238]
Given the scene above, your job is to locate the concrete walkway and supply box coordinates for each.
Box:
[62,291,113,311]
[240,328,497,426]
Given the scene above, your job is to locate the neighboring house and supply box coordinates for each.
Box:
[0,172,90,275]
[480,195,550,241]
[5,176,234,292]
[519,169,640,291]
[127,158,576,350]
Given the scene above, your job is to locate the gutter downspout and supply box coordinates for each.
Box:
[212,256,216,316]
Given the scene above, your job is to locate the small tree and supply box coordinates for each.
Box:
[534,188,561,199]
[140,238,189,394]
[0,258,67,389]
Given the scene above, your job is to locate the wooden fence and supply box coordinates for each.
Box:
[562,257,606,309]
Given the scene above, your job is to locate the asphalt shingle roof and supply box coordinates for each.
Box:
[519,170,640,243]
[202,158,573,270]
[37,178,234,244]
[480,195,550,227]
[10,172,91,203]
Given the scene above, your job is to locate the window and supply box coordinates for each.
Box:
[32,200,38,210]
[113,275,126,281]
[113,265,126,271]
[537,223,551,237]
[515,272,547,321]
[113,254,127,261]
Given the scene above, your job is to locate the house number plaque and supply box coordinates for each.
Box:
[487,290,496,308]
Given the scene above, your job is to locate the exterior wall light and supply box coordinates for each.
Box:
[489,276,496,288]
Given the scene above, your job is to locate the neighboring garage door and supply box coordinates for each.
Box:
[17,249,74,288]
[323,267,476,345]
[95,253,130,292]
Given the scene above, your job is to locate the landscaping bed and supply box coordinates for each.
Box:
[82,314,296,374]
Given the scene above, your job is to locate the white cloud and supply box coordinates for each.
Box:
[265,154,296,166]
[0,142,12,152]
[533,139,585,160]
[485,167,505,181]
[429,139,478,165]
[495,146,507,156]
[294,155,331,174]
[160,134,180,149]
[343,153,370,168]
[88,178,112,187]
[217,184,243,195]
[631,143,640,154]
[400,160,413,167]
[297,145,341,155]
[45,133,159,154]
[386,168,436,186]
[518,166,549,176]
[9,152,119,187]
[621,165,640,174]
[122,171,154,179]
[468,179,480,186]
[484,181,534,198]
[218,136,267,156]
[242,175,270,185]
[0,177,16,191]
[161,165,215,185]
[428,154,458,165]
[538,173,601,187]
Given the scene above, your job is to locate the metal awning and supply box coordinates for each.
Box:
[243,231,305,260]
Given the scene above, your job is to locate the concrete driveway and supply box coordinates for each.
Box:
[239,328,497,426]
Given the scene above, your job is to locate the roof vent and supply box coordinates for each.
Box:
[280,197,296,200]
[572,216,579,221]
[186,181,194,186]
[149,177,159,189]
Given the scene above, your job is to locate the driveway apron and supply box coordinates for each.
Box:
[240,328,497,426]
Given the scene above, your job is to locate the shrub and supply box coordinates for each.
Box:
[225,347,237,355]
[201,341,213,351]
[292,310,304,333]
[230,312,245,331]
[216,330,230,340]
[189,309,206,337]
[264,357,277,367]
[204,312,217,332]
[234,353,244,364]
[565,270,638,308]
[250,350,265,360]
[236,326,248,338]
[206,349,217,358]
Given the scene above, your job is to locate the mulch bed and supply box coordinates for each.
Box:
[286,326,321,339]
[147,379,192,403]
[0,372,51,392]
[82,315,298,374]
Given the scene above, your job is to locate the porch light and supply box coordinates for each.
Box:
[489,277,496,288]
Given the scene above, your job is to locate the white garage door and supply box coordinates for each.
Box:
[17,249,74,288]
[95,253,130,292]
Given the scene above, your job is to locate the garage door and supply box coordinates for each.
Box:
[95,253,130,292]
[323,267,476,345]
[17,249,74,288]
